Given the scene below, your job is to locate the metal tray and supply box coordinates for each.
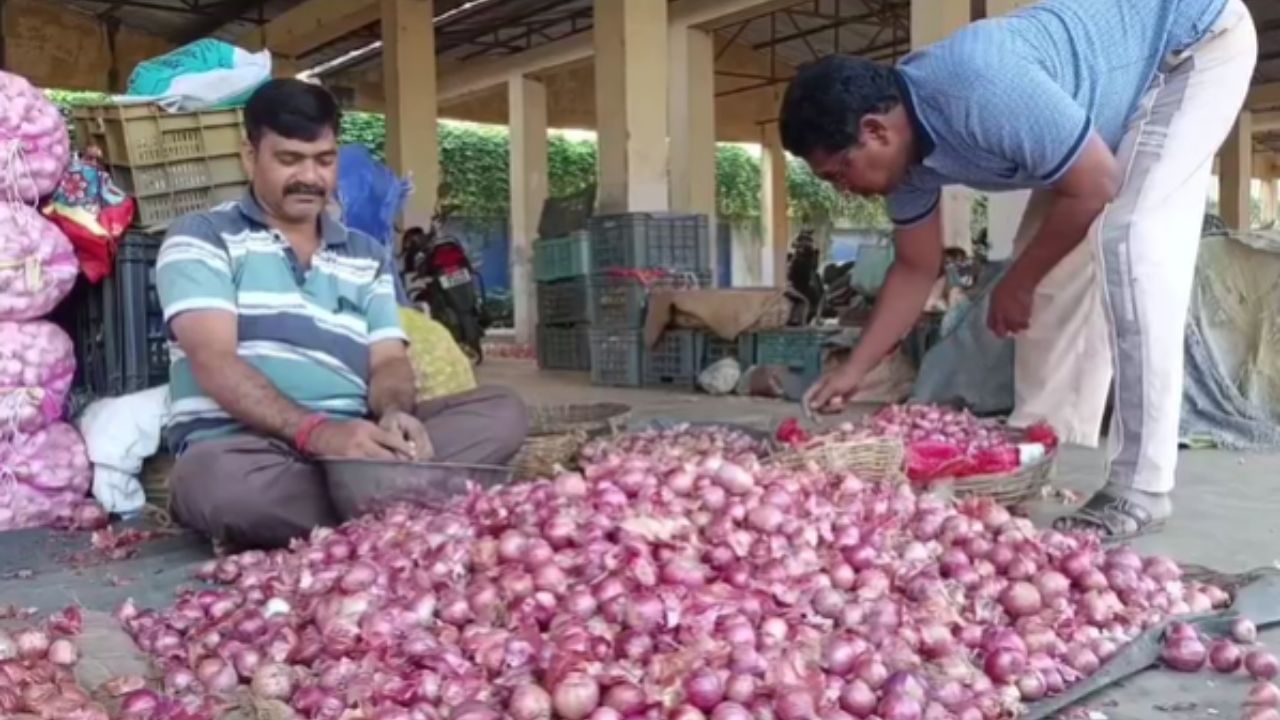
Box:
[321,458,514,521]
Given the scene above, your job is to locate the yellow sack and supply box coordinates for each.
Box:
[399,307,477,400]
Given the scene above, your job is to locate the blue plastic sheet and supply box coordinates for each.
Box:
[335,145,411,304]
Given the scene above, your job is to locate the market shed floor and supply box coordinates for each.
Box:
[1,358,1277,718]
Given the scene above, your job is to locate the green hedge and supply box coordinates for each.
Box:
[46,90,889,227]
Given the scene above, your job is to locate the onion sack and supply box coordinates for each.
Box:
[0,71,71,203]
[0,320,74,434]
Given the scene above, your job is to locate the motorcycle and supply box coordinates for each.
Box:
[785,229,825,325]
[401,185,488,365]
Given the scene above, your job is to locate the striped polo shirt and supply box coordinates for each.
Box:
[156,192,407,452]
[885,0,1228,225]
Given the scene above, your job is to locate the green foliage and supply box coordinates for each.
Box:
[44,93,889,226]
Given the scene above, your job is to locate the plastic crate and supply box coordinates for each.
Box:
[697,332,755,369]
[588,270,710,328]
[589,213,711,272]
[72,104,248,228]
[536,324,591,371]
[535,277,591,325]
[588,329,642,387]
[533,232,591,283]
[752,328,839,377]
[643,330,700,389]
[102,232,168,395]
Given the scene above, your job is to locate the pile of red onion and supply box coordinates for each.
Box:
[1160,617,1280,719]
[114,425,1229,720]
[0,605,113,718]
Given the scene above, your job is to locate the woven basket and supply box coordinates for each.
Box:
[949,448,1058,506]
[770,436,906,483]
[513,402,632,479]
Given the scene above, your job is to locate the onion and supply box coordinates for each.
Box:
[510,684,553,720]
[13,629,48,659]
[1234,618,1260,644]
[118,689,160,718]
[1247,682,1280,708]
[840,679,877,717]
[1210,639,1243,673]
[250,662,294,700]
[195,656,238,694]
[999,581,1042,617]
[774,686,817,720]
[1249,651,1280,681]
[684,670,724,711]
[554,673,600,720]
[710,702,753,720]
[45,637,77,666]
[879,694,924,720]
[1161,636,1208,672]
[983,649,1026,684]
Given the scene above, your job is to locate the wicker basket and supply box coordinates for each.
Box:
[513,402,632,479]
[949,448,1058,506]
[770,436,906,483]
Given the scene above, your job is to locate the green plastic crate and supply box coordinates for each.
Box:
[536,324,591,371]
[589,213,711,272]
[751,328,839,377]
[536,277,591,325]
[643,330,700,389]
[533,232,591,283]
[697,332,755,369]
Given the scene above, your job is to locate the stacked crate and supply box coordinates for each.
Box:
[533,231,592,371]
[584,213,712,389]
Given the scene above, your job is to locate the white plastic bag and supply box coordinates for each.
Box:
[698,358,742,396]
[77,385,170,515]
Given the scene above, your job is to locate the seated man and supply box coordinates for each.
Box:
[157,79,528,549]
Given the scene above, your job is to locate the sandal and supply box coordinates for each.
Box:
[1052,488,1167,543]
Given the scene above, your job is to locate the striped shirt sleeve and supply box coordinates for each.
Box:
[156,214,237,321]
[365,245,408,344]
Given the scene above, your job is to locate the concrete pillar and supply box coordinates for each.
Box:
[594,0,669,213]
[911,0,971,251]
[381,0,438,229]
[1219,110,1252,230]
[1260,171,1278,226]
[668,25,716,221]
[508,75,547,346]
[761,123,789,288]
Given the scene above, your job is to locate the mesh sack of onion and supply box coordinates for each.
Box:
[0,320,76,436]
[111,424,1237,720]
[0,206,79,321]
[0,70,72,204]
[0,421,96,532]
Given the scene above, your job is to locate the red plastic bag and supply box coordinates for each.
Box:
[904,440,974,483]
[40,149,134,282]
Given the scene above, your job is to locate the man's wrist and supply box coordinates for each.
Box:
[292,413,330,455]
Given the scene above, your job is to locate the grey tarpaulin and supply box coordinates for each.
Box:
[910,262,1015,415]
[1026,568,1280,719]
[1179,230,1280,449]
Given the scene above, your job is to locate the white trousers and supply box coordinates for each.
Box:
[1006,0,1257,494]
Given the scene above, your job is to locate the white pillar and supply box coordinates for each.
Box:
[761,123,788,288]
[381,0,438,229]
[509,75,548,346]
[987,190,1033,261]
[1219,110,1253,230]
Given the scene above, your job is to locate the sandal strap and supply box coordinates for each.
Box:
[1055,490,1154,537]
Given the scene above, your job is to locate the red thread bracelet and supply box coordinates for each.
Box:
[293,413,329,455]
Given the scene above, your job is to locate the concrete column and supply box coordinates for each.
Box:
[911,0,971,250]
[594,0,669,213]
[381,0,438,228]
[761,123,789,288]
[1260,171,1278,226]
[508,75,548,346]
[668,25,716,222]
[1219,110,1252,230]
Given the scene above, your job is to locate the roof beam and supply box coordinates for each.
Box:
[1249,82,1280,111]
[438,0,811,102]
[238,0,380,58]
[1256,110,1280,134]
[180,0,267,44]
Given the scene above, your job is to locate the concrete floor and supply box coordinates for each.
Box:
[1,358,1277,718]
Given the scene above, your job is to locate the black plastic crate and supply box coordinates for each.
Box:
[535,277,591,325]
[103,231,168,394]
[588,270,710,328]
[536,323,591,371]
[642,330,700,389]
[751,328,839,377]
[588,328,642,387]
[589,213,711,272]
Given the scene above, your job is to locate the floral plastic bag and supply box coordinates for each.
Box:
[41,150,135,282]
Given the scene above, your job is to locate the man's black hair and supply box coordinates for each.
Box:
[779,56,902,159]
[245,79,342,146]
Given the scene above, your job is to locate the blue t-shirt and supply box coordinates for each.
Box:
[887,0,1228,226]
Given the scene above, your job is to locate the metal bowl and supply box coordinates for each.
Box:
[321,458,514,521]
